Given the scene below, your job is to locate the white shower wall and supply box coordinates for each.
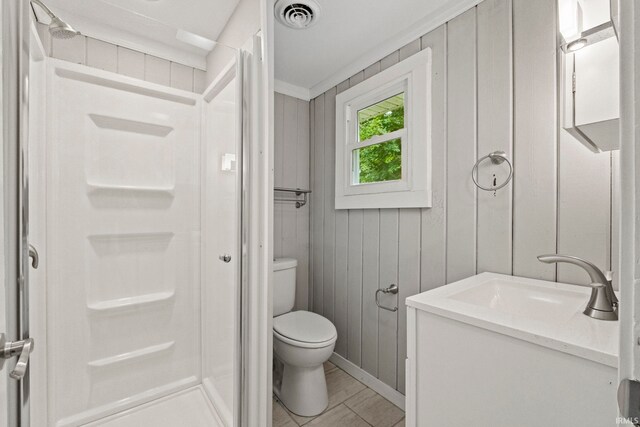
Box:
[41,60,202,426]
[28,39,241,424]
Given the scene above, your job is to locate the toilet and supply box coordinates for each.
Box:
[272,258,337,417]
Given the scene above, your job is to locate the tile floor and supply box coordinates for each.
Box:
[273,362,405,427]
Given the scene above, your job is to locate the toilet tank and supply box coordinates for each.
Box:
[273,258,297,316]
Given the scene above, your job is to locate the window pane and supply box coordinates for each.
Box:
[353,138,402,184]
[358,92,405,141]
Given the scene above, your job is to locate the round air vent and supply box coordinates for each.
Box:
[275,0,321,29]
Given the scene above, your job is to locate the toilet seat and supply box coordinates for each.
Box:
[273,311,337,349]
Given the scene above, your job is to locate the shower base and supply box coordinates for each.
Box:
[84,386,224,426]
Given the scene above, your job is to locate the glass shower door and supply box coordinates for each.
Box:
[201,48,244,426]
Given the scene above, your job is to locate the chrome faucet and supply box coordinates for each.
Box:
[537,254,618,321]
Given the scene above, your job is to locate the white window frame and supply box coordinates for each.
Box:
[335,48,432,209]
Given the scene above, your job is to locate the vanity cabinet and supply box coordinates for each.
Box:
[404,273,618,427]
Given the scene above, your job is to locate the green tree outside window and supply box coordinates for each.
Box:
[356,96,404,184]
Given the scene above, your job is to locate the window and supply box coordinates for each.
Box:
[354,93,404,184]
[335,48,432,209]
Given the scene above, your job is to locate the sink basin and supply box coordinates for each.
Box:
[449,278,587,323]
[406,272,618,367]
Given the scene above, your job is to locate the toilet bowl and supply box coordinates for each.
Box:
[272,258,337,417]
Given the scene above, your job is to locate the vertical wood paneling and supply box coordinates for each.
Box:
[347,210,363,366]
[378,210,399,387]
[297,98,311,194]
[378,39,422,391]
[170,62,194,92]
[477,0,514,275]
[282,96,300,273]
[307,3,617,397]
[86,38,117,72]
[312,94,325,315]
[117,47,145,80]
[361,210,380,375]
[348,70,369,369]
[274,93,284,258]
[282,97,299,186]
[309,99,316,311]
[273,94,285,186]
[513,0,558,280]
[334,78,351,355]
[52,35,86,65]
[420,25,447,294]
[399,39,421,61]
[323,88,337,323]
[396,209,421,393]
[380,52,399,72]
[297,99,311,309]
[39,28,202,93]
[557,134,611,284]
[334,210,349,356]
[144,55,171,87]
[446,9,478,283]
[274,93,311,311]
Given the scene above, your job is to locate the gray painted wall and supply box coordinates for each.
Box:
[274,92,311,311]
[307,0,619,394]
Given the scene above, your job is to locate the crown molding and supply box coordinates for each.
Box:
[274,79,311,101]
[306,0,483,99]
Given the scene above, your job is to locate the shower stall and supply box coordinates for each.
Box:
[1,0,271,425]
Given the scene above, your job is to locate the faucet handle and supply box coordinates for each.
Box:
[604,271,613,282]
[603,271,619,306]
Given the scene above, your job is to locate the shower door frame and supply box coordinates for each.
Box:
[1,0,33,426]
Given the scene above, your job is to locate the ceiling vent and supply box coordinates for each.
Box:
[275,0,320,29]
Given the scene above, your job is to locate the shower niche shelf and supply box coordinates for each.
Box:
[88,341,175,368]
[88,291,175,313]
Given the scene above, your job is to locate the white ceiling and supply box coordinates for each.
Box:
[36,0,241,68]
[275,0,479,96]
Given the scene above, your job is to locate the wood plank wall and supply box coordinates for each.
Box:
[274,93,311,310]
[308,0,619,394]
[35,23,207,94]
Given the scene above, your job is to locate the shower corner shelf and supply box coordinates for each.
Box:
[87,291,176,313]
[274,187,311,208]
[87,182,176,197]
[87,341,175,368]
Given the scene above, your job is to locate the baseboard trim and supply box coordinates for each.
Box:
[329,353,406,410]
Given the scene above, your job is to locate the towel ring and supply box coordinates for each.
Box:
[472,151,513,192]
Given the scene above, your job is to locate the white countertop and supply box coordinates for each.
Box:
[406,272,619,367]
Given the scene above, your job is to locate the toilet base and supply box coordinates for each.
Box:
[276,362,328,417]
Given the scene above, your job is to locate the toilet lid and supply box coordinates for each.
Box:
[273,311,337,344]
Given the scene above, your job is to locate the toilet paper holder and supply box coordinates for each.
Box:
[375,284,399,312]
